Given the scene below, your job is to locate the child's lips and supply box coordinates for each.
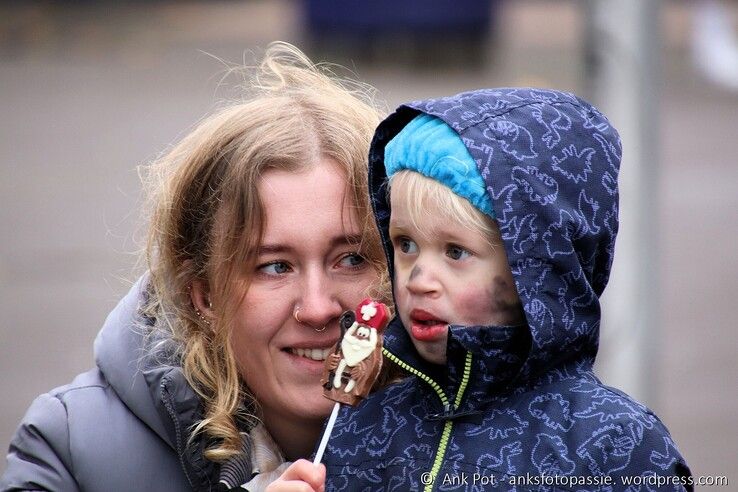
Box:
[409,309,448,342]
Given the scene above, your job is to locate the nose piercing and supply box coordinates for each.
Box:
[294,305,327,332]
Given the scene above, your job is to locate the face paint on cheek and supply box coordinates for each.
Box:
[490,276,527,325]
[455,277,525,326]
[409,265,421,281]
[455,284,498,325]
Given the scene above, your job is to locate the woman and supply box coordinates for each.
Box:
[1,43,386,492]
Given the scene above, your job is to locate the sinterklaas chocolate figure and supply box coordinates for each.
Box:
[312,298,389,464]
[322,299,388,406]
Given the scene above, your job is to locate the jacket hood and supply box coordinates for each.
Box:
[93,276,216,489]
[93,277,171,444]
[369,88,621,385]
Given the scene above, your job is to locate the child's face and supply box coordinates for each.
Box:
[389,188,526,365]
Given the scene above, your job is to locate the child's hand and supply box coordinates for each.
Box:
[265,459,326,492]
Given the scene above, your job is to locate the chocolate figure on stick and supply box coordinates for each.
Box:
[322,299,388,406]
[313,298,389,464]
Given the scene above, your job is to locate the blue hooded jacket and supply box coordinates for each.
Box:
[321,88,692,491]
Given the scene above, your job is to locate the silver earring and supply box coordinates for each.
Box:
[195,307,211,326]
[187,284,212,325]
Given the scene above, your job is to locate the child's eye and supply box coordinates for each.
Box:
[337,252,366,269]
[258,261,292,276]
[398,237,418,254]
[446,245,471,260]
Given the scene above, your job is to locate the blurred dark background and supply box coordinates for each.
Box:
[1,0,736,483]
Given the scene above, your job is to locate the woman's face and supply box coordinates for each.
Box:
[230,158,378,433]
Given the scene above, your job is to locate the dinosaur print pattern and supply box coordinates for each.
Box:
[323,88,691,491]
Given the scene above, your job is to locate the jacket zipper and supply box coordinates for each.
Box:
[382,348,474,492]
[161,378,198,490]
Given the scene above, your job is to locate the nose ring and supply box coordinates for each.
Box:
[294,305,327,332]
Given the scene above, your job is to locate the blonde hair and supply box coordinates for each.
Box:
[388,170,501,248]
[140,42,386,462]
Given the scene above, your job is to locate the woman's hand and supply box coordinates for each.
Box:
[265,459,326,492]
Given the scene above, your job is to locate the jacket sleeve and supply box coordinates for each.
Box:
[592,414,694,492]
[635,412,694,492]
[1,393,80,492]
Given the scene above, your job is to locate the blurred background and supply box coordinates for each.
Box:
[1,0,736,484]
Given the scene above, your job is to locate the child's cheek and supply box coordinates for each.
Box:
[454,284,497,325]
[456,277,523,325]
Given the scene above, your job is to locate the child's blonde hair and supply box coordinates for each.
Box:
[388,170,501,248]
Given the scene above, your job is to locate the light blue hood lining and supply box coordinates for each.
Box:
[384,113,494,217]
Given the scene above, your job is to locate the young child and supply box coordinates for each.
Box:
[320,88,693,491]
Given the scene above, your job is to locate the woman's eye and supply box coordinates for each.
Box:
[446,245,471,260]
[338,253,366,269]
[398,237,418,254]
[258,261,291,276]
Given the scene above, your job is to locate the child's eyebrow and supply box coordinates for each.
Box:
[388,221,411,234]
[391,221,477,246]
[435,229,469,243]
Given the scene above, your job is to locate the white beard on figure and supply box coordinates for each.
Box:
[333,324,377,392]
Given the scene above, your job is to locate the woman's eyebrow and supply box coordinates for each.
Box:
[331,233,364,248]
[257,244,292,255]
[257,234,364,255]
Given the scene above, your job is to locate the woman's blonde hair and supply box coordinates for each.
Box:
[388,170,501,248]
[140,42,386,462]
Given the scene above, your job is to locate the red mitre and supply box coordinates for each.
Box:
[355,298,390,332]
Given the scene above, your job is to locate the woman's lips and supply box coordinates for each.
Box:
[283,347,334,376]
[409,309,448,342]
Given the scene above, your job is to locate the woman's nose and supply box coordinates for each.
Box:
[296,269,343,328]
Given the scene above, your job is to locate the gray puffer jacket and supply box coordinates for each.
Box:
[1,277,220,491]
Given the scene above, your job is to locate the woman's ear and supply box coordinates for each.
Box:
[190,279,215,321]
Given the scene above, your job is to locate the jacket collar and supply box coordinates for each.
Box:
[383,316,531,417]
[142,362,217,490]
